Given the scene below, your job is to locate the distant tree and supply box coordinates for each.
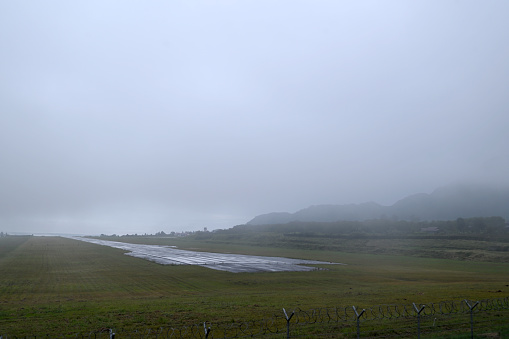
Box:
[484,216,506,234]
[470,218,486,233]
[456,218,467,233]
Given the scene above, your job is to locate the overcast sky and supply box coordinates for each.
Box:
[1,1,508,235]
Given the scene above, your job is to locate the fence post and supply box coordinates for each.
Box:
[464,300,479,339]
[283,308,294,339]
[413,303,425,339]
[203,322,211,338]
[353,306,365,339]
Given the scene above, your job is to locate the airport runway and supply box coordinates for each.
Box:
[68,236,341,273]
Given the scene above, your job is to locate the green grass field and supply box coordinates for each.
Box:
[0,235,508,337]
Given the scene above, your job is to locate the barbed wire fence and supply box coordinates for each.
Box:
[2,297,508,338]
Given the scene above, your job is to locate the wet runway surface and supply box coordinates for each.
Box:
[68,236,341,273]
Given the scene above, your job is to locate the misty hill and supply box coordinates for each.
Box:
[247,183,509,225]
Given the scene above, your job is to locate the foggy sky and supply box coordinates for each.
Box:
[1,1,508,235]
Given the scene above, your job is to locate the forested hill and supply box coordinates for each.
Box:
[247,183,509,225]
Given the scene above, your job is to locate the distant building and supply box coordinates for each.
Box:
[204,227,208,232]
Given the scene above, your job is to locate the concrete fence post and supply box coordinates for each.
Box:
[353,306,365,339]
[283,308,295,339]
[464,300,479,339]
[413,303,425,339]
[203,322,211,338]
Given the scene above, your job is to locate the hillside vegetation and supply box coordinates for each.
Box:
[179,216,509,263]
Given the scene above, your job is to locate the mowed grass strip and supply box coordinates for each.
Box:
[1,236,509,337]
[0,236,224,335]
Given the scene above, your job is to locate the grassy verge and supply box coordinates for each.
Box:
[1,235,508,337]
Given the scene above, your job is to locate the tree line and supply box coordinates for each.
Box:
[220,216,508,237]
